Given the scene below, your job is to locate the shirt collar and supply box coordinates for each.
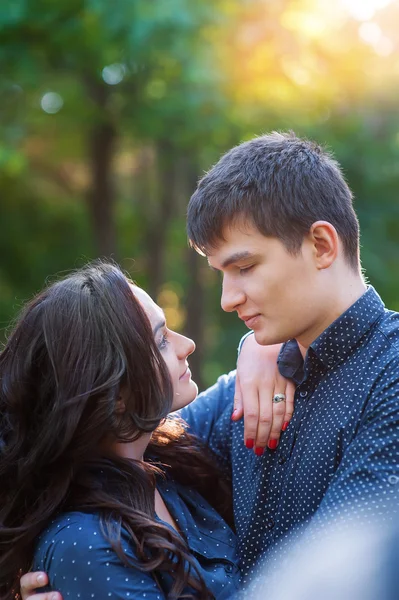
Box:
[310,286,385,369]
[279,286,385,380]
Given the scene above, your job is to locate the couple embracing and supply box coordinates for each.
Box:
[1,132,398,600]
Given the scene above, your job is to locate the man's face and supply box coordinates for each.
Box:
[207,221,325,347]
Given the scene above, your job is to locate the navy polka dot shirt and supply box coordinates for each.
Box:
[33,476,240,599]
[180,286,399,584]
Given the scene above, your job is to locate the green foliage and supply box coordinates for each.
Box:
[1,0,399,387]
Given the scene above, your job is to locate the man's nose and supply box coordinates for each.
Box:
[221,278,245,312]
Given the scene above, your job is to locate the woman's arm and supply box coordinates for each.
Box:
[235,334,295,452]
[179,335,296,459]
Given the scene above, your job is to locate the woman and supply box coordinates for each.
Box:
[0,261,240,600]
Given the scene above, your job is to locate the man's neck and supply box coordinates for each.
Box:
[296,275,367,356]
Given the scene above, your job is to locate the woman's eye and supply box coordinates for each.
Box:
[158,333,169,350]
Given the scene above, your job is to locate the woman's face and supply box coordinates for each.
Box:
[131,285,198,411]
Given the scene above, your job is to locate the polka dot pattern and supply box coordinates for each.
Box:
[181,286,399,585]
[32,477,240,598]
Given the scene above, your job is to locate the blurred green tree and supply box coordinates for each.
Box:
[1,0,399,388]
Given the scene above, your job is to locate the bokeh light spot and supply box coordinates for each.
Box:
[146,79,166,99]
[40,92,63,114]
[341,0,392,22]
[102,63,126,85]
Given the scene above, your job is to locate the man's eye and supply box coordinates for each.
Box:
[239,265,254,274]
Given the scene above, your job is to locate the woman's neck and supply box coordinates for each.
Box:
[109,432,152,461]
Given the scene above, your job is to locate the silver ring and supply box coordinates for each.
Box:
[273,393,286,404]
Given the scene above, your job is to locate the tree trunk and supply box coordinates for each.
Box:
[146,139,176,298]
[184,160,205,391]
[85,79,117,258]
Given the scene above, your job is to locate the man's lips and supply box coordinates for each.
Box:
[239,314,261,328]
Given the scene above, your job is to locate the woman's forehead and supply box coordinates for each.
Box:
[129,284,163,324]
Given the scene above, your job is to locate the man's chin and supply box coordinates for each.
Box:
[253,329,288,347]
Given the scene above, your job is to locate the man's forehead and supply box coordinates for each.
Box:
[206,224,266,268]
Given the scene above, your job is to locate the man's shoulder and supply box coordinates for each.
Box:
[375,308,399,354]
[355,309,399,408]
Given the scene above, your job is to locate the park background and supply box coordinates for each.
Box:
[1,0,399,391]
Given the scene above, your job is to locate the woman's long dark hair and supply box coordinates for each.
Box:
[0,261,232,600]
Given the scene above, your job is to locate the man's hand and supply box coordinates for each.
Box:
[20,572,61,600]
[234,334,295,454]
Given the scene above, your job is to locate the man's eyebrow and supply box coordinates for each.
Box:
[210,251,255,271]
[208,263,220,273]
[153,318,166,336]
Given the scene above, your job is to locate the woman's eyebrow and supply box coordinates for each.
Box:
[153,318,166,336]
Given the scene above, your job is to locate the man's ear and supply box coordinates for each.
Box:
[308,221,339,270]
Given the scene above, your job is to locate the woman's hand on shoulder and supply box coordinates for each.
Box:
[234,333,295,454]
[20,572,62,600]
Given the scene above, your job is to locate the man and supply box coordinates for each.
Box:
[22,132,399,597]
[182,131,399,582]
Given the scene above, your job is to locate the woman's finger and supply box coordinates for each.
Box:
[253,385,274,454]
[267,375,287,449]
[242,382,261,449]
[232,374,244,421]
[282,380,296,431]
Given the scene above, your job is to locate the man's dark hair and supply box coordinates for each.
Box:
[187,131,360,270]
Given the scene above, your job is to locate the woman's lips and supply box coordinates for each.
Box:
[179,367,191,380]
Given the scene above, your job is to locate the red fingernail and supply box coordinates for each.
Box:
[255,446,264,456]
[268,439,278,450]
[245,438,254,449]
[282,421,290,432]
[231,409,237,420]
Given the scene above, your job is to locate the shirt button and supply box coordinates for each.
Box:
[300,390,308,398]
[278,456,286,465]
[224,564,234,574]
[267,518,275,530]
[388,475,399,485]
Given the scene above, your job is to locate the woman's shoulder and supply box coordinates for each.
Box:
[36,511,101,546]
[33,510,136,574]
[33,511,165,599]
[34,512,103,566]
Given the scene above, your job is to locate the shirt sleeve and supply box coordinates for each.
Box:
[39,517,165,600]
[178,371,236,474]
[309,368,399,530]
[237,331,254,356]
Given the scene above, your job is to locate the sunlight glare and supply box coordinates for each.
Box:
[358,22,394,55]
[340,0,392,22]
[359,22,382,45]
